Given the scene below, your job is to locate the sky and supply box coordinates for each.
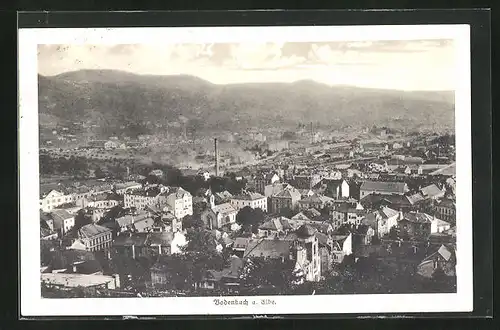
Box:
[37,40,456,91]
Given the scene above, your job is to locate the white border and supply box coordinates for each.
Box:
[19,25,472,316]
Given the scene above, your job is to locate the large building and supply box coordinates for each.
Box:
[165,187,193,219]
[359,181,409,199]
[230,191,268,213]
[73,224,113,252]
[270,186,302,214]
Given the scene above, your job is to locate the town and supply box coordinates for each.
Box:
[39,125,457,298]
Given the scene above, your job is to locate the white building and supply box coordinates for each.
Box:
[230,191,268,213]
[40,190,73,212]
[165,187,193,219]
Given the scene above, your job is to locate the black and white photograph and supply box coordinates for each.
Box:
[19,24,473,316]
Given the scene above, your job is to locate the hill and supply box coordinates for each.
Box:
[38,70,455,139]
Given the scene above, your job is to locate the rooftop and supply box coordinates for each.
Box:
[244,239,294,259]
[78,224,111,239]
[41,273,115,288]
[212,202,237,215]
[360,181,408,194]
[232,191,265,201]
[259,217,292,231]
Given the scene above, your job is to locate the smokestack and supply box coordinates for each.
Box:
[214,138,219,177]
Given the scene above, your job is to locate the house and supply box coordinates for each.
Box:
[263,182,293,198]
[289,208,323,229]
[165,187,193,219]
[420,184,445,200]
[71,224,113,252]
[113,231,187,259]
[330,203,366,229]
[50,209,75,237]
[352,225,376,245]
[123,187,165,210]
[198,256,244,291]
[213,190,233,204]
[201,196,238,230]
[298,189,315,199]
[40,189,73,212]
[431,217,451,234]
[283,225,322,282]
[298,193,333,211]
[76,193,120,210]
[398,212,434,239]
[269,186,302,214]
[433,198,456,223]
[362,206,401,238]
[330,233,353,264]
[230,191,268,213]
[114,182,142,195]
[232,237,252,258]
[416,244,456,278]
[132,217,155,233]
[255,172,280,194]
[315,231,353,268]
[359,181,409,198]
[360,193,418,213]
[293,174,322,189]
[115,211,151,232]
[258,217,293,238]
[40,218,58,240]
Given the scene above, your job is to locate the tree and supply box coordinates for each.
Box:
[183,227,217,253]
[182,215,205,230]
[74,210,92,231]
[236,206,265,233]
[240,257,304,295]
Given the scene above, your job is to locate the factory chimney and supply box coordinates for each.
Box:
[214,138,220,177]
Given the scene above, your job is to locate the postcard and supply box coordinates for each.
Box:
[19,24,472,316]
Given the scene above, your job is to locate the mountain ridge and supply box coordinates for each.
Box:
[38,69,455,139]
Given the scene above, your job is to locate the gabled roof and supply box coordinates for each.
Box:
[212,202,237,216]
[232,191,265,201]
[167,187,191,199]
[295,224,318,238]
[133,218,155,232]
[430,162,456,176]
[259,217,292,231]
[360,181,408,194]
[51,209,73,221]
[379,206,399,219]
[273,187,301,199]
[78,224,111,239]
[420,184,443,198]
[407,193,425,204]
[244,239,294,259]
[233,237,251,250]
[299,193,333,204]
[401,212,434,224]
[148,232,175,246]
[314,232,330,247]
[114,233,149,246]
[115,181,142,190]
[214,190,233,200]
